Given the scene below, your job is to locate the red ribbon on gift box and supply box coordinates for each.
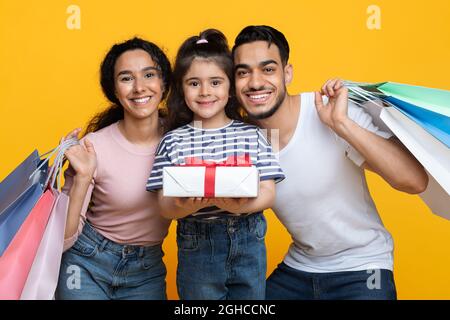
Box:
[181,154,252,198]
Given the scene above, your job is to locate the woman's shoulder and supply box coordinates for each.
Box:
[80,122,117,146]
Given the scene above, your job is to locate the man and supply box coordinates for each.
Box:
[232,25,428,300]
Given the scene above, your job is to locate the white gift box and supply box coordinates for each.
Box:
[163,166,259,198]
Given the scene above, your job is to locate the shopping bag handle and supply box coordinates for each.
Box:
[29,137,79,191]
[344,80,395,109]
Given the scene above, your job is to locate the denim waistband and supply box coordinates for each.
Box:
[178,212,264,235]
[81,221,162,258]
[183,211,262,224]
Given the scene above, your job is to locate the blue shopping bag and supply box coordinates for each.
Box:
[0,151,48,256]
[385,96,450,147]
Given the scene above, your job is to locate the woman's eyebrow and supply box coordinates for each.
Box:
[117,66,159,76]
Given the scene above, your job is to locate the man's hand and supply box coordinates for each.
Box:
[314,78,351,137]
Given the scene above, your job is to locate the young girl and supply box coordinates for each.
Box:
[146,29,284,300]
[56,38,172,300]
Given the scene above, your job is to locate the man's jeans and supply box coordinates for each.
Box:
[176,213,267,300]
[56,222,167,300]
[266,262,397,300]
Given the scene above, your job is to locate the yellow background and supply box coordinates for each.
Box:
[0,0,449,299]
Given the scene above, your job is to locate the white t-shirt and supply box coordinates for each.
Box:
[273,92,394,273]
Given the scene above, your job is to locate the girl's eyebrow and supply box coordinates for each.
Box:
[116,66,159,77]
[185,76,226,81]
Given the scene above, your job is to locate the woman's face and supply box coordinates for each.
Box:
[114,49,164,120]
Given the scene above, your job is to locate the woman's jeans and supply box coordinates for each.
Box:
[56,222,167,300]
[176,212,267,300]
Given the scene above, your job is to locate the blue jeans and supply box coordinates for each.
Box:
[176,213,267,300]
[266,262,397,300]
[55,222,167,300]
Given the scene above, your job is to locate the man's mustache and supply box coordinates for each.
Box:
[244,87,273,93]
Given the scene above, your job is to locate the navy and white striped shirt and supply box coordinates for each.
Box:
[146,120,284,218]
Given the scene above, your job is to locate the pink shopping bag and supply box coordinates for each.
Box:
[0,189,56,299]
[20,191,69,300]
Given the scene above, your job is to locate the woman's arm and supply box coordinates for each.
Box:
[62,129,97,240]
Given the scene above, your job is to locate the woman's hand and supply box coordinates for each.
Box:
[63,128,97,180]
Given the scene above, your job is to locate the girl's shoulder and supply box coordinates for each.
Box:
[157,124,191,147]
[229,120,262,133]
[162,124,191,139]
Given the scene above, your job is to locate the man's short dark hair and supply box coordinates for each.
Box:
[232,25,290,65]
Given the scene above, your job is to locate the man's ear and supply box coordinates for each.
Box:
[284,63,293,85]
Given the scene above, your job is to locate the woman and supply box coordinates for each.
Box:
[55,37,172,300]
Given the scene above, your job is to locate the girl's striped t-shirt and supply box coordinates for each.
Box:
[146,120,284,218]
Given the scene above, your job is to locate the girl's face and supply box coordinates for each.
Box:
[182,58,231,128]
[114,49,164,120]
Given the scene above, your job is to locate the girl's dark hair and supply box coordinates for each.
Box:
[167,29,242,131]
[84,37,172,135]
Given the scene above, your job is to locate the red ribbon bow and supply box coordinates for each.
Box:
[181,154,252,198]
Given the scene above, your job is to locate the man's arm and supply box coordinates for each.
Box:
[314,78,429,194]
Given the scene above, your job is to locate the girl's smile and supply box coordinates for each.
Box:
[182,57,231,129]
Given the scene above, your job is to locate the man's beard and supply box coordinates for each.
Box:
[245,87,286,120]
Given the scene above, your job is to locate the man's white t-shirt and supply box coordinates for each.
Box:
[273,92,394,273]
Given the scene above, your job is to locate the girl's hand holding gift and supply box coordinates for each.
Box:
[212,198,250,215]
[173,197,214,213]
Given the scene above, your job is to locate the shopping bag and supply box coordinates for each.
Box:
[0,150,40,215]
[344,80,450,219]
[380,106,449,219]
[20,192,69,300]
[384,96,450,147]
[345,81,450,117]
[0,153,48,256]
[375,82,450,117]
[0,138,79,299]
[0,189,56,299]
[345,81,450,147]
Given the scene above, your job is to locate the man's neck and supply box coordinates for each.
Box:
[256,93,301,151]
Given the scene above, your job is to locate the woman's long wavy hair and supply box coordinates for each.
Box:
[84,37,172,135]
[166,29,243,131]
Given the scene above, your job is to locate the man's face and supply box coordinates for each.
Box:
[234,41,291,120]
